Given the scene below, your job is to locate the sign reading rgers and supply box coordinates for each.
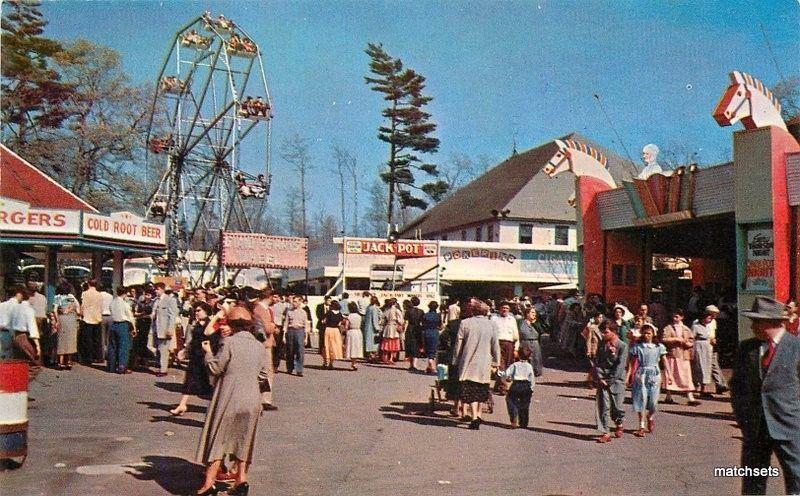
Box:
[0,198,80,234]
[345,238,437,258]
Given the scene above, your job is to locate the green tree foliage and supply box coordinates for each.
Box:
[1,0,74,145]
[20,39,153,212]
[364,42,447,226]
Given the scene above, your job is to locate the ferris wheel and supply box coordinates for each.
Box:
[144,11,273,282]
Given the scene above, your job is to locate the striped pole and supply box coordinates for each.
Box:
[0,360,29,462]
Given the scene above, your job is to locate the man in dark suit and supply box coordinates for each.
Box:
[731,296,800,495]
[315,296,331,358]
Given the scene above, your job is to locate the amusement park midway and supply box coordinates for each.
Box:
[0,338,755,496]
[1,2,800,496]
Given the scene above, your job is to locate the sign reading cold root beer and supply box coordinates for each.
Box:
[745,227,774,291]
[222,232,308,269]
[83,211,166,245]
[344,238,437,258]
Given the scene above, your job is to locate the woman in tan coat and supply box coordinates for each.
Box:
[195,307,269,496]
[660,309,699,406]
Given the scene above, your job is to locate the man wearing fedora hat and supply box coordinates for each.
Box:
[731,296,800,495]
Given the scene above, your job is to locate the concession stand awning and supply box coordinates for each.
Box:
[0,144,167,303]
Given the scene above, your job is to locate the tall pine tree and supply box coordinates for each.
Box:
[364,42,447,227]
[1,0,73,146]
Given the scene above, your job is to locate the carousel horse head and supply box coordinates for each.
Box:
[542,140,573,177]
[712,71,785,130]
[542,139,615,206]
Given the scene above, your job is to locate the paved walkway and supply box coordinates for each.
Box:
[0,344,783,495]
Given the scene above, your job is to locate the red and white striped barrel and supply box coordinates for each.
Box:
[0,360,29,459]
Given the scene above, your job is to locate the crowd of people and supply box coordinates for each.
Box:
[2,282,798,494]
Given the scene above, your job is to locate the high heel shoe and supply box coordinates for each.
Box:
[228,482,249,495]
[170,406,187,416]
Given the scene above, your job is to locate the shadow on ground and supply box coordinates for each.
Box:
[154,381,185,393]
[128,455,203,495]
[148,415,205,428]
[138,401,207,414]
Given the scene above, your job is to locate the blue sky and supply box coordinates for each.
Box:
[40,0,799,218]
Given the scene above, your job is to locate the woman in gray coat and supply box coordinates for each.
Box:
[195,307,269,496]
[452,301,500,430]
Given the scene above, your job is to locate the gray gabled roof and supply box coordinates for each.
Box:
[402,132,634,236]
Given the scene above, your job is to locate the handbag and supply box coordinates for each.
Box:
[258,367,271,393]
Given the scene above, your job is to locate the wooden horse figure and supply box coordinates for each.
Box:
[713,70,786,131]
[542,139,616,205]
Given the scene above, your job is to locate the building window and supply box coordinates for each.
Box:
[519,224,532,244]
[487,224,494,242]
[461,230,466,241]
[555,225,569,245]
[475,226,482,241]
[624,265,638,286]
[611,264,624,286]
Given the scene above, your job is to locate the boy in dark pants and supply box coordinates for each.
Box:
[593,321,628,442]
[498,347,535,428]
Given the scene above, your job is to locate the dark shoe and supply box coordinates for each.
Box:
[262,404,278,411]
[228,482,249,496]
[195,483,222,495]
[716,386,729,395]
[468,419,480,430]
[687,400,702,406]
[296,372,303,377]
[662,396,676,405]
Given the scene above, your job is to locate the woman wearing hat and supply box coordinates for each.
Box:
[195,306,269,496]
[691,310,715,397]
[627,323,667,437]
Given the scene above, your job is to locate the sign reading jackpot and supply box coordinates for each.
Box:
[345,238,437,258]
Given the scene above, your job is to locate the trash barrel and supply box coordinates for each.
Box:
[0,359,29,468]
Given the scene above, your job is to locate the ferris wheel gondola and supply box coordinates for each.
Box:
[144,12,274,283]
